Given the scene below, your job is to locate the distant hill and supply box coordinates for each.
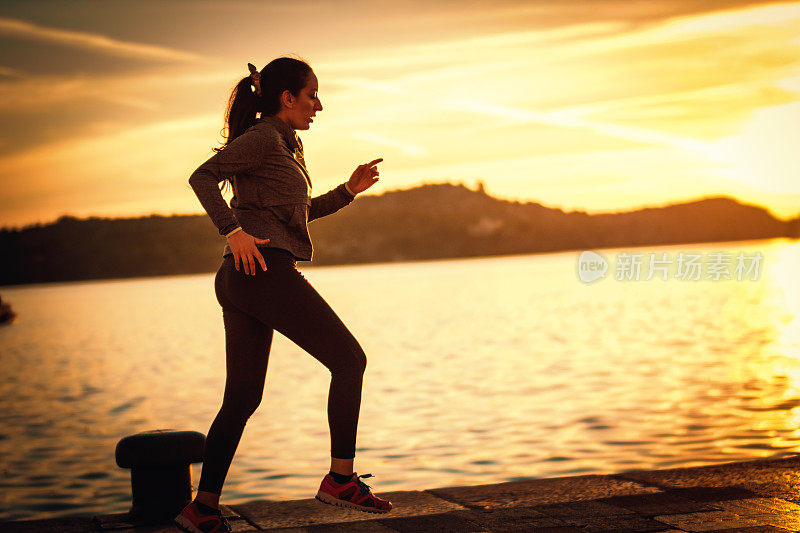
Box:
[1,182,797,285]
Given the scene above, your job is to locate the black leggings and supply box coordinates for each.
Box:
[197,247,367,494]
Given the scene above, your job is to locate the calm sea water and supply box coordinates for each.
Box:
[1,239,799,522]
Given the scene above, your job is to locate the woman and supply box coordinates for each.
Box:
[174,57,391,533]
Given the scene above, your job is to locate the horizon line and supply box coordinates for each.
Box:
[2,181,798,232]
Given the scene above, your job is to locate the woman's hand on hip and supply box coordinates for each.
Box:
[227,230,270,275]
[346,158,382,195]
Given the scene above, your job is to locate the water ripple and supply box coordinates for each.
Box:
[1,239,799,521]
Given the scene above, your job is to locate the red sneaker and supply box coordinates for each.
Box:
[173,500,231,533]
[316,472,392,513]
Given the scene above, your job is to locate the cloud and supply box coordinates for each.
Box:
[350,132,427,156]
[323,1,800,146]
[0,16,209,63]
[0,66,238,113]
[448,100,709,152]
[0,113,222,226]
[0,65,24,78]
[315,20,626,74]
[0,73,161,111]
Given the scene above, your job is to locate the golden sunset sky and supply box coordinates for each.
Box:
[0,0,798,228]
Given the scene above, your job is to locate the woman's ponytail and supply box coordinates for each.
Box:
[219,76,261,151]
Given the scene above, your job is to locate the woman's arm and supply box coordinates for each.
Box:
[309,183,356,222]
[188,128,269,235]
[308,158,382,222]
[189,128,273,275]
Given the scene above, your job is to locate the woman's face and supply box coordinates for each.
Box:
[283,71,323,130]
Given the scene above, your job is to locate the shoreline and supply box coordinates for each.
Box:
[0,235,791,290]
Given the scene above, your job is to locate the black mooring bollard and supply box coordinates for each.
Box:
[115,429,205,523]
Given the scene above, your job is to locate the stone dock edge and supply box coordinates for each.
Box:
[3,455,800,532]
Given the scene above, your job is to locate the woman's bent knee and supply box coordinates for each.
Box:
[350,337,367,374]
[220,394,262,421]
[354,351,367,375]
[331,339,367,376]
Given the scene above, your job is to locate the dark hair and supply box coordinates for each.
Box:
[215,56,312,190]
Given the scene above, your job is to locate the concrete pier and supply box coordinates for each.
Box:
[3,455,800,531]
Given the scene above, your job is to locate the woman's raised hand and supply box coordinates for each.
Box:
[346,158,383,195]
[227,230,270,275]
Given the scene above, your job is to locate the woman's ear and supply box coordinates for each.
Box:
[281,89,294,109]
